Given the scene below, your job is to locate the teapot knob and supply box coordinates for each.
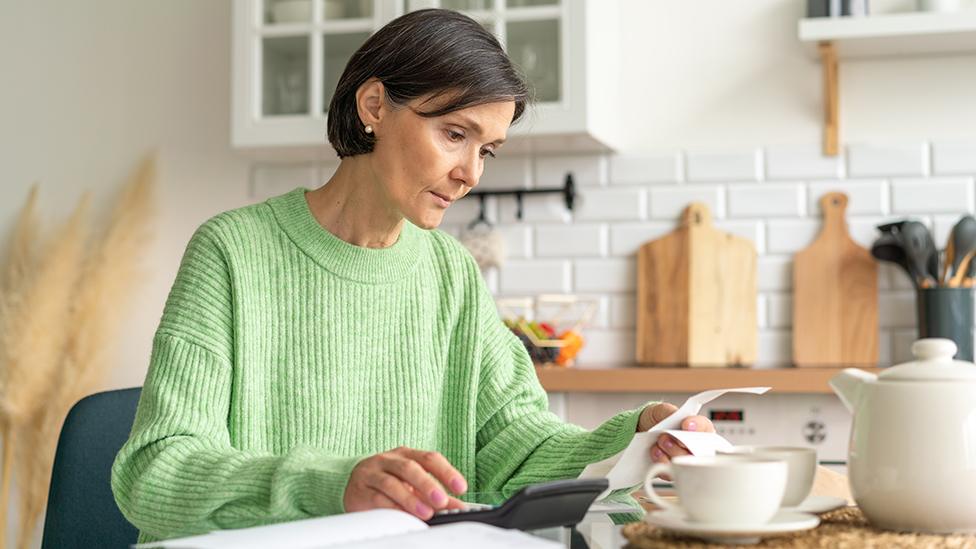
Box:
[911,338,957,360]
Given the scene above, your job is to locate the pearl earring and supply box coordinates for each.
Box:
[364,125,373,134]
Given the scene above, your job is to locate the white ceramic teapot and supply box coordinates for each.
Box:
[830,338,976,533]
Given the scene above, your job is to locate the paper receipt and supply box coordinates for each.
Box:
[579,386,770,498]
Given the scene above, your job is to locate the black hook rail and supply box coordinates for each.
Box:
[463,173,576,221]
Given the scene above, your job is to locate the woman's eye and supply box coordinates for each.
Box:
[480,149,496,159]
[446,130,464,142]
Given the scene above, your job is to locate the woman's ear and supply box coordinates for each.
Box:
[355,78,385,131]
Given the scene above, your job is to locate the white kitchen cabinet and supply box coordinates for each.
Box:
[232,0,622,155]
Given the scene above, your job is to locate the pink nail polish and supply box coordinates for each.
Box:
[687,420,697,431]
[416,502,432,517]
[451,478,466,493]
[663,438,674,449]
[431,489,447,506]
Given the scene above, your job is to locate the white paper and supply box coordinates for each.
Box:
[134,509,427,549]
[333,522,561,549]
[579,386,770,498]
[661,429,733,456]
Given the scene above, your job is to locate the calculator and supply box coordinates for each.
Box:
[424,478,609,531]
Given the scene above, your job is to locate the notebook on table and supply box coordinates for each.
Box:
[134,509,561,549]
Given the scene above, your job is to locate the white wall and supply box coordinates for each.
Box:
[616,0,976,150]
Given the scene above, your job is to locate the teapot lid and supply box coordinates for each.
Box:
[880,338,976,381]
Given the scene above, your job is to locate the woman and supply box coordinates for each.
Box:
[111,9,713,542]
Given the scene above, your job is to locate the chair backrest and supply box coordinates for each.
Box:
[41,387,141,549]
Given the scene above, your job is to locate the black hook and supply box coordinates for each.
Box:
[515,192,524,221]
[468,194,490,230]
[563,173,576,212]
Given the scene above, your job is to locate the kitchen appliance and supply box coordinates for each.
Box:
[636,203,757,367]
[793,192,878,367]
[830,338,976,533]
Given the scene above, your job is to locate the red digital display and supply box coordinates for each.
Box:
[709,410,745,422]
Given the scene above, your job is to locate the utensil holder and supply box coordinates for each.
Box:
[916,288,976,361]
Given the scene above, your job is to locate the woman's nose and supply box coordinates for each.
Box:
[452,152,482,189]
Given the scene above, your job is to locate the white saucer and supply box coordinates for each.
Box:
[785,495,848,515]
[645,509,820,545]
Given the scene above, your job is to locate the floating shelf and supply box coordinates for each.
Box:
[797,10,976,156]
[535,366,884,394]
[799,11,976,59]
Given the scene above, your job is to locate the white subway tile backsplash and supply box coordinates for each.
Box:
[714,220,765,252]
[575,258,636,292]
[686,149,762,182]
[575,329,636,366]
[878,291,916,329]
[932,142,976,175]
[759,256,793,291]
[807,180,888,216]
[499,225,532,259]
[847,217,886,249]
[609,152,682,185]
[499,193,571,223]
[484,268,499,294]
[500,260,570,294]
[478,156,531,190]
[878,330,893,367]
[386,141,966,368]
[891,178,974,214]
[576,188,647,221]
[609,294,636,328]
[648,185,725,220]
[766,293,793,328]
[847,143,927,177]
[765,144,843,180]
[442,195,498,226]
[755,330,791,368]
[535,224,607,257]
[609,222,673,256]
[757,295,768,329]
[535,154,607,187]
[766,219,819,254]
[728,184,805,218]
[892,329,917,364]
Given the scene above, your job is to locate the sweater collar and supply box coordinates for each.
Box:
[268,187,426,284]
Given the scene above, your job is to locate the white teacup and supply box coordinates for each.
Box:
[717,445,816,507]
[643,455,787,526]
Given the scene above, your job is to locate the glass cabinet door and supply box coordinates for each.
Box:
[257,0,392,119]
[406,0,563,105]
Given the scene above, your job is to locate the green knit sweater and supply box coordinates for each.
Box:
[111,187,647,542]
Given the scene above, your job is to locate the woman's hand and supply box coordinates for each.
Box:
[343,446,468,520]
[638,402,715,467]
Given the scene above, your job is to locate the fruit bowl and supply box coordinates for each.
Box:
[496,294,597,367]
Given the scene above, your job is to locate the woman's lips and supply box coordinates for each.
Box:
[430,191,453,208]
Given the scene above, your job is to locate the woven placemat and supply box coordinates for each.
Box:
[622,507,976,548]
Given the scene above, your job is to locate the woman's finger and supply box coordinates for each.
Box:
[398,447,468,495]
[381,454,452,511]
[365,470,434,519]
[657,434,690,458]
[680,415,715,433]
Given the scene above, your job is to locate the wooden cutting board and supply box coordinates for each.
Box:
[793,192,878,367]
[636,203,757,367]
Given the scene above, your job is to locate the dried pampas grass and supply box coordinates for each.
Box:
[0,186,41,549]
[0,155,155,549]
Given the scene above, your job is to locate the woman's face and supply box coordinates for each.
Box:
[367,92,515,230]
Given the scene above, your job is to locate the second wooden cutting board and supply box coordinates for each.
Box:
[636,203,757,367]
[793,192,878,367]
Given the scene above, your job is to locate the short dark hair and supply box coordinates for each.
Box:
[327,9,530,158]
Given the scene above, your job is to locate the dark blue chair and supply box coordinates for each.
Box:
[41,387,141,549]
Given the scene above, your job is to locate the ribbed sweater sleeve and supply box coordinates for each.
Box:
[111,223,363,540]
[472,276,656,497]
